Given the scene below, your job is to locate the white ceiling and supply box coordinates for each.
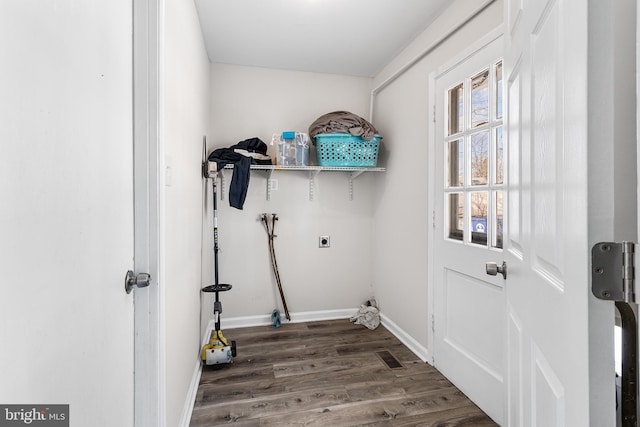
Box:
[194,0,451,77]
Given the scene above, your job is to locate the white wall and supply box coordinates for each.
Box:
[163,0,210,425]
[0,1,134,426]
[204,64,375,330]
[370,0,503,353]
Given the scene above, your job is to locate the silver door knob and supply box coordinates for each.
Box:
[486,261,507,279]
[125,270,151,294]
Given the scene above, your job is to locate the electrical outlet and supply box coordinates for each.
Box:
[319,235,330,248]
[268,179,278,191]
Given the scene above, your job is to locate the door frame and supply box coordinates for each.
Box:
[587,0,638,424]
[427,23,504,406]
[133,0,165,425]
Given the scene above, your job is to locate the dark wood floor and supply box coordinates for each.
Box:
[190,319,498,426]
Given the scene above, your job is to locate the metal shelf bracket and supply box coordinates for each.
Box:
[219,171,226,200]
[348,171,365,201]
[265,169,273,201]
[309,170,321,201]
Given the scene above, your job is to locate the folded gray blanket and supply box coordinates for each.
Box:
[308,111,378,141]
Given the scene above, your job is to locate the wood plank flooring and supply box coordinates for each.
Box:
[190,319,498,426]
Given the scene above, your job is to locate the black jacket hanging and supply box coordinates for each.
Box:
[207,138,272,209]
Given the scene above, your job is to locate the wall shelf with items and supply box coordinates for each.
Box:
[218,164,386,201]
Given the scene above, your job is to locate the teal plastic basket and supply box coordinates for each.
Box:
[315,134,381,167]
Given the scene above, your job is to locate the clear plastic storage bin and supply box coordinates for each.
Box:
[272,132,310,166]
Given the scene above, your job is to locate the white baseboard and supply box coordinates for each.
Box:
[380,312,432,364]
[179,357,203,427]
[220,307,359,329]
[180,319,216,427]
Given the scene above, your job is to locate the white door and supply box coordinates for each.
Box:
[504,0,591,425]
[431,33,505,424]
[0,2,135,426]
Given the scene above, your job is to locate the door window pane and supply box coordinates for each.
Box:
[495,126,503,185]
[447,139,464,187]
[443,59,503,250]
[471,69,489,128]
[448,83,464,135]
[493,191,503,249]
[495,61,503,120]
[471,131,489,185]
[448,193,464,241]
[470,191,488,245]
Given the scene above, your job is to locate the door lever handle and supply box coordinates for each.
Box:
[486,261,507,279]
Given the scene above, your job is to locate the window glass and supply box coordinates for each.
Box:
[495,126,503,185]
[471,69,489,128]
[493,191,503,249]
[496,62,503,120]
[448,83,464,135]
[471,131,489,185]
[447,139,464,187]
[444,60,504,250]
[448,193,464,241]
[470,191,488,245]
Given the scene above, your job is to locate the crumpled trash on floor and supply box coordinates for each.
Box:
[350,298,380,330]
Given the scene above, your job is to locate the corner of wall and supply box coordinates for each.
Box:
[380,313,431,363]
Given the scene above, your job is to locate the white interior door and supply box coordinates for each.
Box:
[431,33,504,424]
[504,0,591,425]
[0,2,135,426]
